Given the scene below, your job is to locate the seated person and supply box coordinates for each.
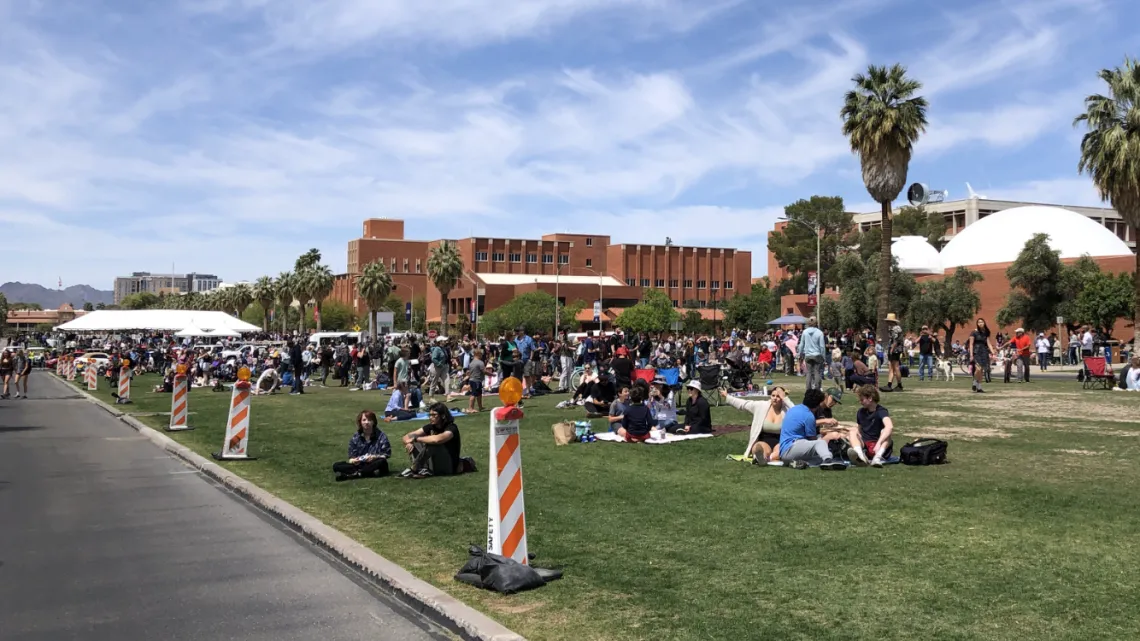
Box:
[648,381,678,431]
[583,373,616,417]
[722,385,789,463]
[153,371,175,393]
[619,385,654,442]
[608,385,631,429]
[1120,356,1140,391]
[678,380,712,434]
[254,367,280,395]
[400,402,462,478]
[570,364,599,403]
[847,351,876,388]
[813,387,845,441]
[333,410,392,481]
[383,381,421,421]
[778,389,844,470]
[846,385,894,467]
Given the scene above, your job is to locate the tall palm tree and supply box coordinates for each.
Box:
[253,276,276,332]
[427,240,463,336]
[275,271,295,335]
[356,260,393,343]
[293,268,315,334]
[308,265,335,332]
[1076,57,1140,347]
[229,283,254,318]
[841,63,928,342]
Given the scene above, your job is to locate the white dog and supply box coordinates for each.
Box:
[932,357,955,381]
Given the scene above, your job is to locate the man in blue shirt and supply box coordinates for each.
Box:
[513,326,536,394]
[796,316,827,391]
[779,388,845,470]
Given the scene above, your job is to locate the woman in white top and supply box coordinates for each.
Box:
[1036,334,1051,371]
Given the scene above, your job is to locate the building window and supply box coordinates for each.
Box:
[669,279,679,288]
[655,279,664,287]
[699,300,707,308]
[697,280,706,289]
[415,259,422,273]
[390,258,396,272]
[640,278,650,287]
[626,278,635,286]
[403,258,409,273]
[526,253,537,263]
[475,251,488,262]
[510,252,521,263]
[543,254,553,264]
[558,254,569,265]
[672,300,679,307]
[725,280,733,289]
[492,252,505,262]
[585,258,593,268]
[684,279,693,288]
[711,280,719,290]
[585,237,593,247]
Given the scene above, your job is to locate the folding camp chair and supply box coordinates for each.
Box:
[1082,356,1115,390]
[696,364,724,406]
[633,368,656,385]
[657,367,680,391]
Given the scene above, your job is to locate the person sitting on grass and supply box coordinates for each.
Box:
[583,373,616,418]
[333,410,392,481]
[570,363,599,404]
[846,385,895,467]
[648,380,678,431]
[383,381,420,421]
[608,384,631,429]
[619,384,654,442]
[677,380,712,434]
[253,366,280,395]
[721,385,789,464]
[778,388,845,470]
[400,402,462,478]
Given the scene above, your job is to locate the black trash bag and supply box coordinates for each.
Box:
[454,546,560,595]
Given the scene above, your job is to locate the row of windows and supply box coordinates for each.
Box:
[623,280,733,289]
[476,251,570,265]
[667,300,718,308]
[377,257,422,274]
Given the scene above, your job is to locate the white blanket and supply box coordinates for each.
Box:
[594,431,713,445]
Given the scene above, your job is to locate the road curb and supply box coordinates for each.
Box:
[63,378,525,641]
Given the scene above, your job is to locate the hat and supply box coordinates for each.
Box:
[1015,327,1024,333]
[686,380,702,391]
[884,313,899,323]
[825,386,843,404]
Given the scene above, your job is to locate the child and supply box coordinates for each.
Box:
[619,384,653,443]
[846,384,894,468]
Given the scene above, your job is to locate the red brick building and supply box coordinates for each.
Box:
[330,218,752,331]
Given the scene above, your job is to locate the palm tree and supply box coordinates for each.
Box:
[427,240,464,336]
[229,283,254,318]
[294,268,315,334]
[1076,57,1140,348]
[308,265,334,331]
[275,271,295,335]
[841,64,928,342]
[253,276,276,332]
[356,260,393,343]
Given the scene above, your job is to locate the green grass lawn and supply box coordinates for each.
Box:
[71,373,1140,640]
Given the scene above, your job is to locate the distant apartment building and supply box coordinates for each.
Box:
[330,218,751,330]
[113,272,221,304]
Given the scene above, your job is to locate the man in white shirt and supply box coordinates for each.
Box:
[1080,326,1095,358]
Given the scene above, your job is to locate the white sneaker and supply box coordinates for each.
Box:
[871,456,884,468]
[847,447,870,467]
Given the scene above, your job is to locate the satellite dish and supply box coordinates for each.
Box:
[907,183,927,206]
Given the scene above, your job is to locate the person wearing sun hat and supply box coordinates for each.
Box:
[1008,327,1032,382]
[678,380,712,434]
[883,313,905,392]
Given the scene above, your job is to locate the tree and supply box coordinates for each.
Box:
[0,293,7,337]
[613,289,679,334]
[1075,57,1140,348]
[681,309,709,334]
[1057,254,1103,323]
[307,265,334,331]
[382,294,407,330]
[858,204,945,260]
[723,281,780,331]
[121,292,160,310]
[479,291,565,337]
[275,271,295,334]
[427,241,463,337]
[907,266,983,356]
[1075,271,1134,336]
[83,302,95,312]
[816,296,841,332]
[559,299,587,332]
[767,196,854,294]
[229,283,253,317]
[356,261,393,343]
[833,252,917,332]
[996,234,1066,332]
[293,268,317,334]
[318,300,357,332]
[295,248,321,272]
[10,302,43,311]
[841,63,929,344]
[253,276,276,332]
[412,297,427,333]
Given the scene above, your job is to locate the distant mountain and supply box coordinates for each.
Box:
[0,282,114,309]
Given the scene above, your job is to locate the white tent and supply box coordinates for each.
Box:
[55,310,259,333]
[207,327,242,338]
[175,325,212,337]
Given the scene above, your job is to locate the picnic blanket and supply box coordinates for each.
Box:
[726,454,902,467]
[391,409,467,421]
[594,431,713,445]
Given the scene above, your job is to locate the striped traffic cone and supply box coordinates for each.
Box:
[114,361,132,404]
[167,364,193,431]
[487,377,528,564]
[213,367,256,461]
[85,359,97,391]
[67,357,76,381]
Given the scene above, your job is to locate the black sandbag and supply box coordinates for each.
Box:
[454,546,551,595]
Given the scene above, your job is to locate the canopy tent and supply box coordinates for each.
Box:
[767,314,808,326]
[55,310,260,333]
[175,325,211,338]
[207,327,242,338]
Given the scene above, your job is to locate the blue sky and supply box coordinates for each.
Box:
[1,0,1135,289]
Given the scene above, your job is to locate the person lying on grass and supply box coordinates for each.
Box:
[333,410,392,481]
[400,402,462,478]
[778,388,846,470]
[720,385,789,464]
[618,384,654,442]
[845,384,894,468]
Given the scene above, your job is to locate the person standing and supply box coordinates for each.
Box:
[1036,333,1051,371]
[1,349,16,399]
[1009,328,1032,382]
[12,348,31,398]
[917,326,935,382]
[797,317,826,391]
[557,333,574,393]
[966,318,997,393]
[514,326,536,394]
[1080,325,1095,358]
[288,340,305,395]
[466,348,486,413]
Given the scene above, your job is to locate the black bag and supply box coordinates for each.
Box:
[454,546,561,595]
[900,438,948,465]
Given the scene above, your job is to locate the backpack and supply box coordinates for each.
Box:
[900,438,948,465]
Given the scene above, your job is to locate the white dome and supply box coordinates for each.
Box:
[940,205,1132,269]
[892,236,944,275]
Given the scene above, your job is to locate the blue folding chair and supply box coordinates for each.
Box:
[657,367,680,390]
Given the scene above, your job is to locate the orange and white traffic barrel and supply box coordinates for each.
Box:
[168,364,193,431]
[487,377,528,564]
[213,367,256,460]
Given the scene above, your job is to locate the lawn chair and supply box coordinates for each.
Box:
[657,367,680,391]
[633,368,656,385]
[1082,356,1115,390]
[696,364,723,406]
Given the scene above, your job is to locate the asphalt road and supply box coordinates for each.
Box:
[0,373,450,641]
